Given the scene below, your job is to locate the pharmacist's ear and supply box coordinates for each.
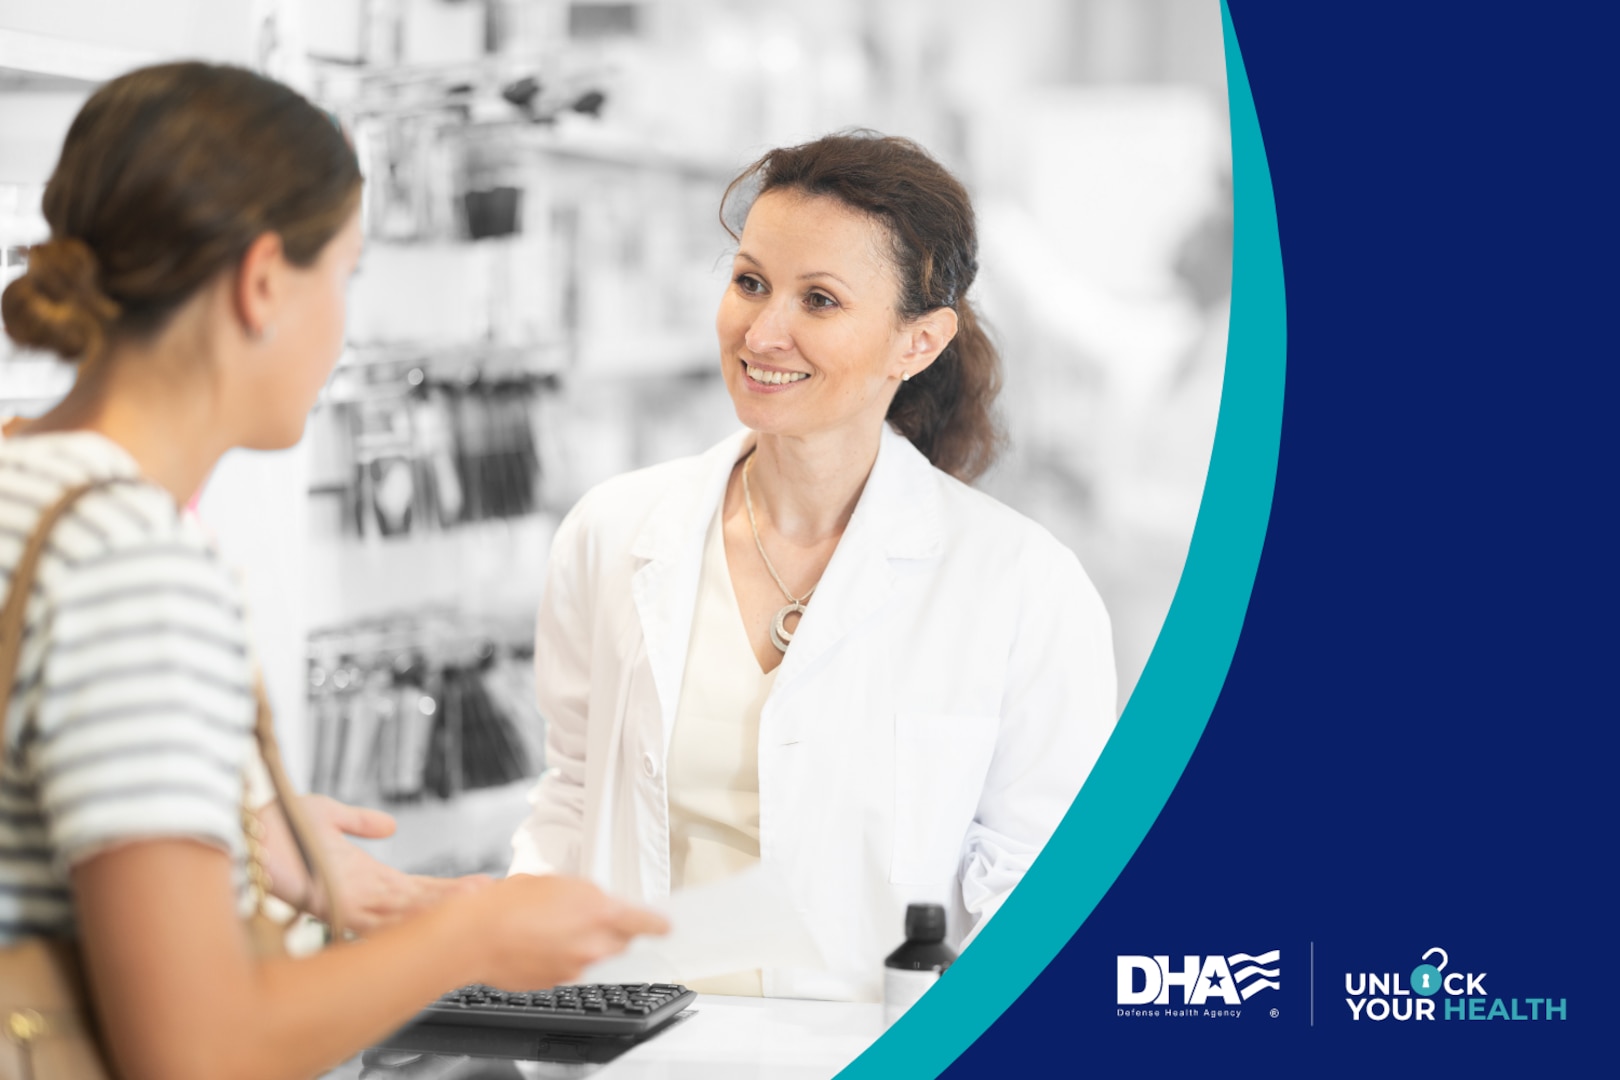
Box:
[233,231,287,343]
[893,305,958,381]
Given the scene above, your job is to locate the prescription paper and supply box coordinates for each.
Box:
[583,863,823,984]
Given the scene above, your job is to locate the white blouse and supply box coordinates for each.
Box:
[664,503,775,995]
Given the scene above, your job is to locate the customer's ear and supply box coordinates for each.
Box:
[233,231,287,343]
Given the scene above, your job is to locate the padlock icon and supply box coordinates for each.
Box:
[1410,946,1447,997]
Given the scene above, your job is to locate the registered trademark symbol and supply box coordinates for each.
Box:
[1270,1008,1279,1018]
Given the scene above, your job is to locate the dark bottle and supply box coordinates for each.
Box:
[883,903,957,1026]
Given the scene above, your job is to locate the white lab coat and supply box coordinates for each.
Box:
[510,424,1117,1001]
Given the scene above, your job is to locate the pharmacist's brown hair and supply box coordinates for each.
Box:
[2,62,361,362]
[722,131,1004,482]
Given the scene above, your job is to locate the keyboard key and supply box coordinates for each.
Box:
[414,982,694,1038]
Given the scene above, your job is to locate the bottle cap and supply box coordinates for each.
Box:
[904,903,947,944]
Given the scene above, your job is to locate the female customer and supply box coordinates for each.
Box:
[511,133,1116,1001]
[0,62,662,1080]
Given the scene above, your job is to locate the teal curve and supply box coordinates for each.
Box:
[835,3,1286,1076]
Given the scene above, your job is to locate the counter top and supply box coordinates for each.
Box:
[322,995,886,1080]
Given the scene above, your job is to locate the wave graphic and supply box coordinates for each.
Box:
[1226,950,1281,999]
[1232,965,1281,983]
[1240,979,1281,1000]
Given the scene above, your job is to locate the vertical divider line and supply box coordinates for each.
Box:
[1310,941,1315,1026]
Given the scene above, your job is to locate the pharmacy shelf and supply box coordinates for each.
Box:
[0,27,156,85]
[461,122,739,181]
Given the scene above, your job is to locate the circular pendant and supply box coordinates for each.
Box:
[770,601,808,653]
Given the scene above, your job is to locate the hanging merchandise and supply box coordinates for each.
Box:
[379,652,440,801]
[441,375,545,523]
[307,614,541,807]
[423,649,533,799]
[351,112,462,243]
[314,366,551,539]
[410,386,466,530]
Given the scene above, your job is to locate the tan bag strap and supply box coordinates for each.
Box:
[0,479,344,940]
[0,482,99,706]
[251,680,346,940]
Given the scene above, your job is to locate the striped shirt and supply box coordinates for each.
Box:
[0,431,255,942]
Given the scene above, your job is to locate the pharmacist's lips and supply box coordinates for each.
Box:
[741,360,811,386]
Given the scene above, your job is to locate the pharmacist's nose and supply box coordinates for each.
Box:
[744,295,794,355]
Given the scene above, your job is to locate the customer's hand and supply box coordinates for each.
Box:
[258,795,492,934]
[473,874,669,990]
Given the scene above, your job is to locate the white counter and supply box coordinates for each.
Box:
[324,995,887,1080]
[593,995,884,1080]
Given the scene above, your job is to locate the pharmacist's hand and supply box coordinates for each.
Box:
[259,796,492,934]
[477,874,669,990]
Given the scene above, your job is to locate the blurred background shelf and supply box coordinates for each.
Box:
[0,26,159,85]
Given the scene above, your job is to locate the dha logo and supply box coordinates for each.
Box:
[1117,951,1280,1006]
[1344,946,1566,1022]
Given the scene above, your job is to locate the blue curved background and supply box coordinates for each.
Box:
[837,3,1284,1075]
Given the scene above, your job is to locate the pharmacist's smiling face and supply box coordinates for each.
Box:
[716,190,913,441]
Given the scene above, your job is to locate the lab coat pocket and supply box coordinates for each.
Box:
[890,712,1000,885]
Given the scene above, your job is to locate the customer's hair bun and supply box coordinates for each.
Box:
[1,236,121,360]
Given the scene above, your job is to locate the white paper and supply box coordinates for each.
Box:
[583,863,823,985]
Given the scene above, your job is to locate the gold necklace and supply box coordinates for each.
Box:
[743,454,817,653]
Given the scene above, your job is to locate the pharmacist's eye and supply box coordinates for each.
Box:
[734,273,767,295]
[805,290,838,311]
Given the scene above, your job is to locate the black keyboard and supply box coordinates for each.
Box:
[412,982,696,1038]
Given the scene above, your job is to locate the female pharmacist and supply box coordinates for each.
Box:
[511,133,1117,1000]
[0,62,663,1080]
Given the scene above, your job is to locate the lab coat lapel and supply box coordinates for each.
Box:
[769,426,943,742]
[629,430,753,747]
